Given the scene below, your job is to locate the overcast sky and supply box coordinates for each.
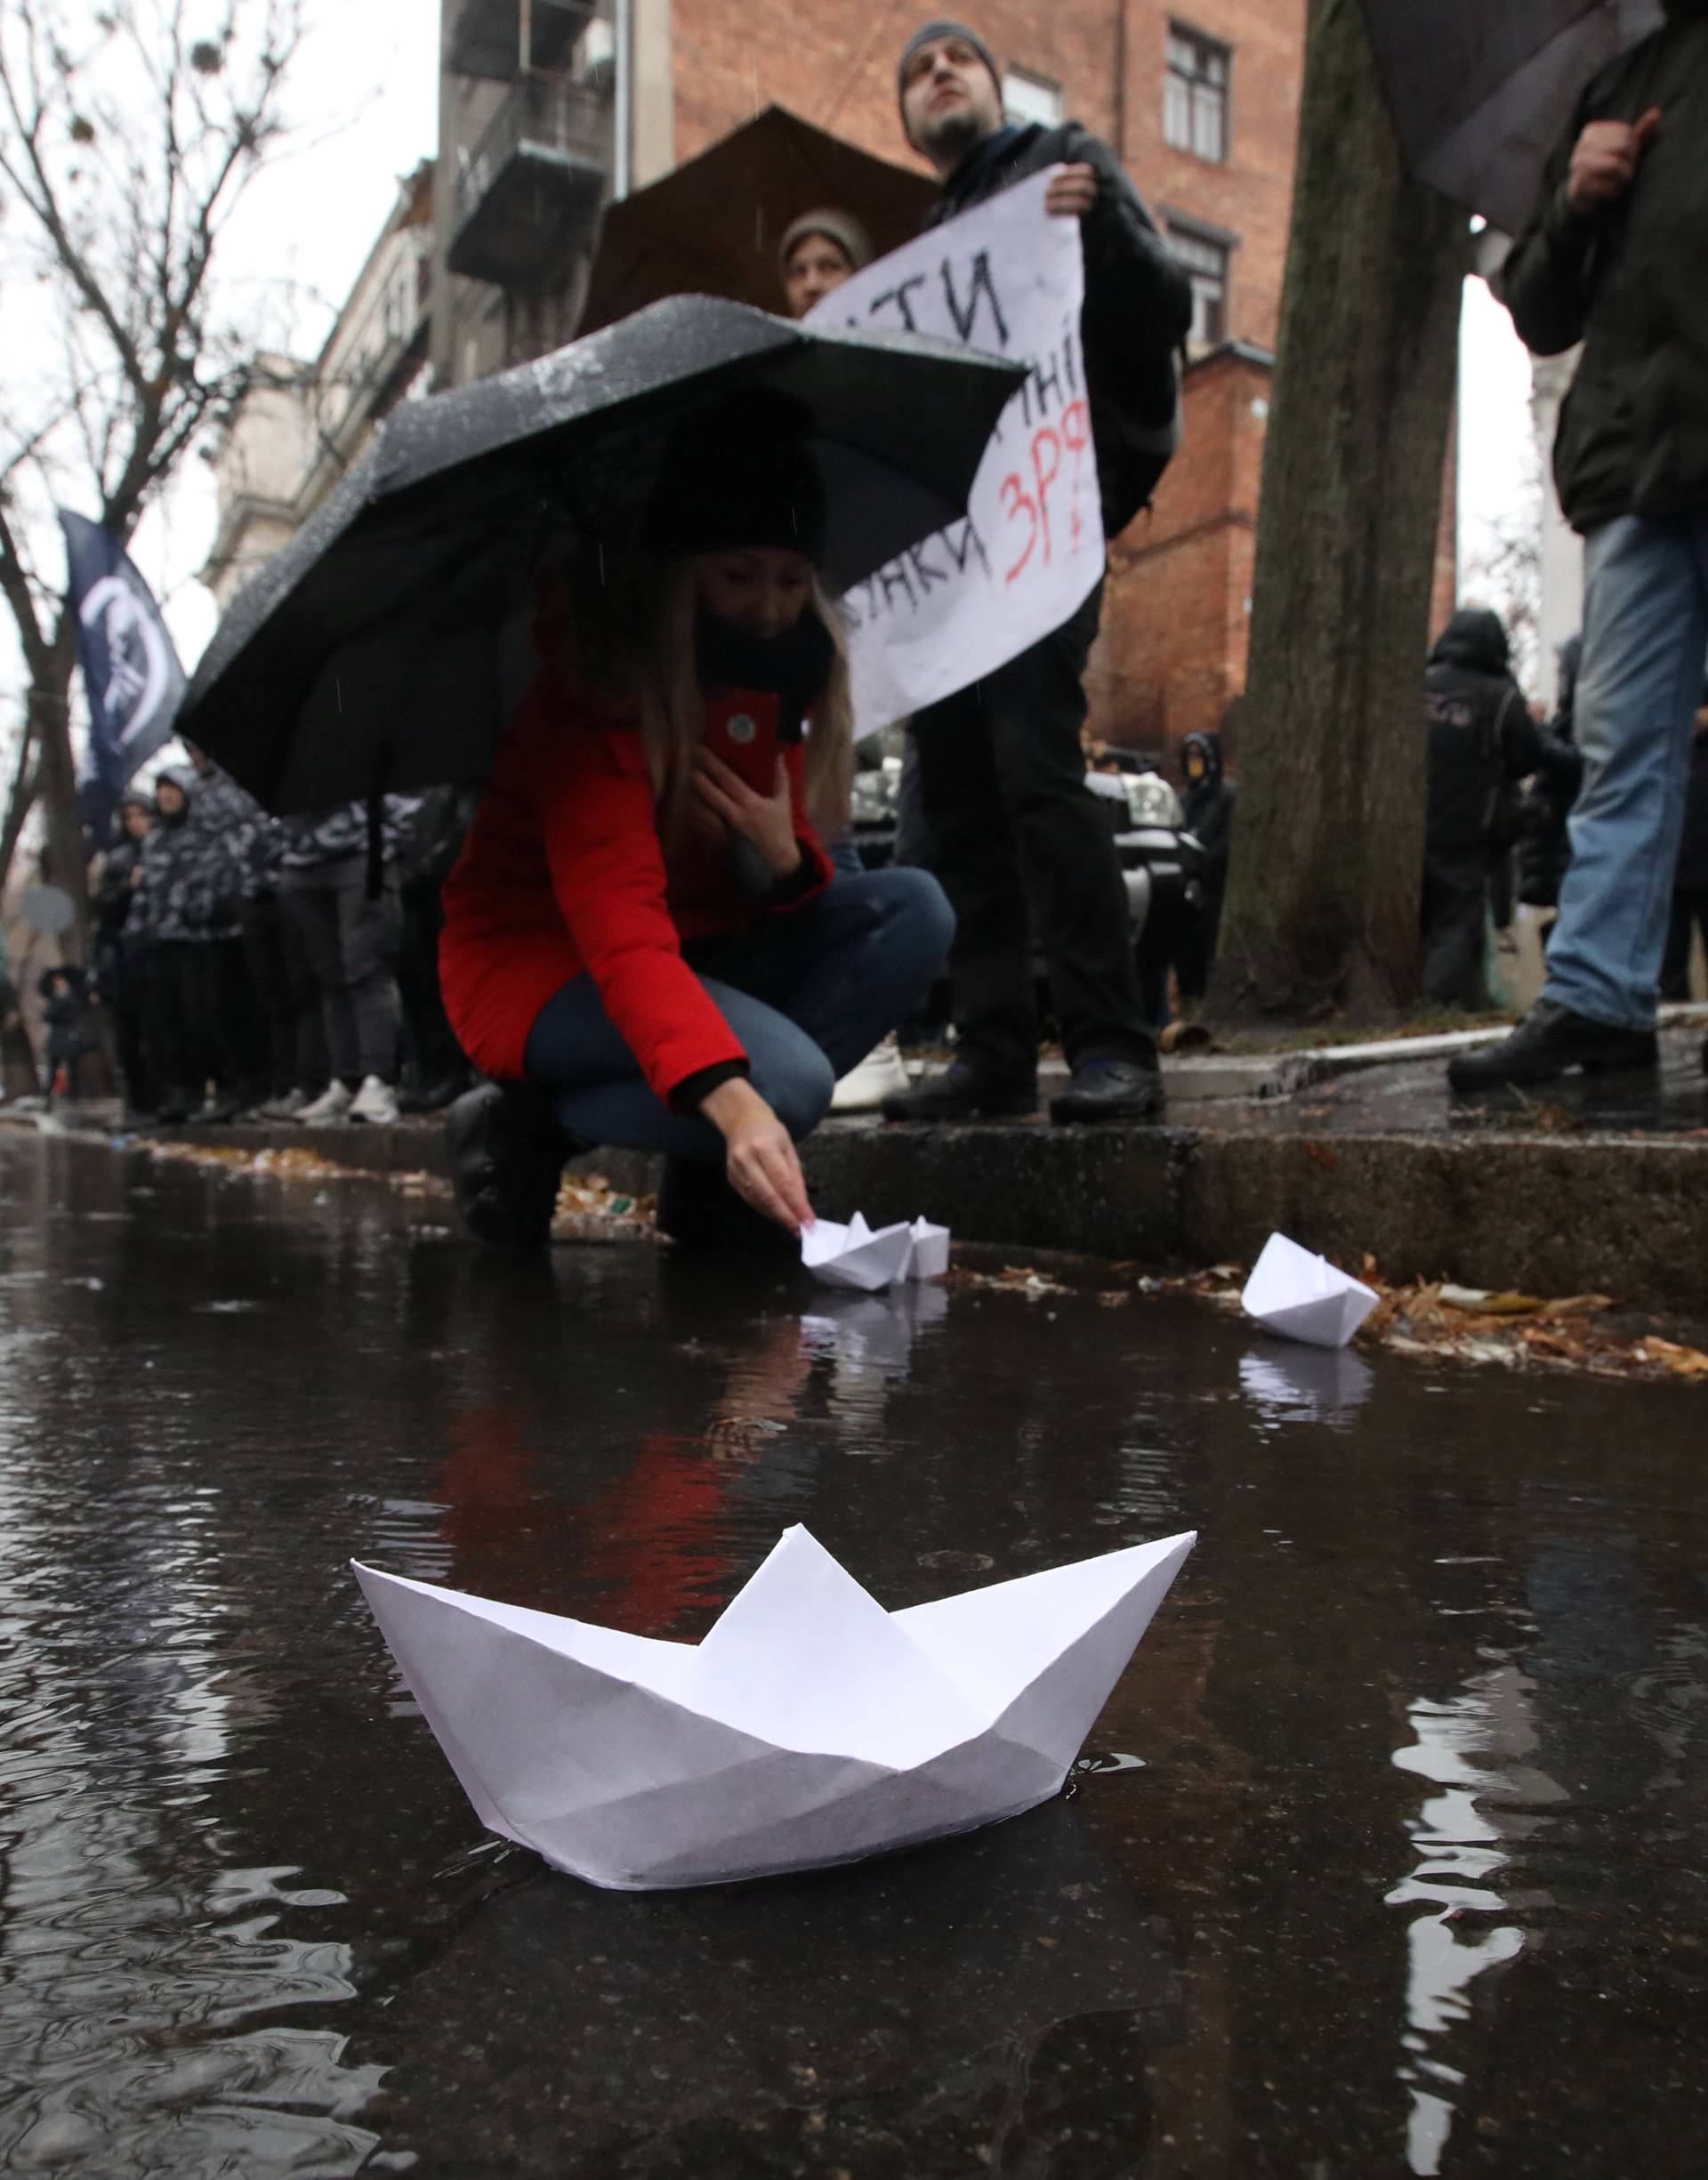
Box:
[123,6,1536,673]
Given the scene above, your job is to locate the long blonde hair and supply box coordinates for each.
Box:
[553,545,855,846]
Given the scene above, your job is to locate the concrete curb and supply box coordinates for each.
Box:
[11,1094,1706,1313]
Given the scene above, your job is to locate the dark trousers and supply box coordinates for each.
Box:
[1422,849,1490,1008]
[909,582,1150,1078]
[280,875,401,1086]
[1662,888,1708,1000]
[397,876,468,1093]
[111,943,157,1113]
[147,941,227,1108]
[242,895,328,1097]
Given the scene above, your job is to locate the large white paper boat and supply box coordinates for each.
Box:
[1240,1231,1379,1349]
[353,1525,1195,1892]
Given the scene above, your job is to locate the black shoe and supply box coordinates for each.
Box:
[1049,1055,1164,1124]
[399,1074,471,1115]
[656,1159,799,1256]
[881,1062,1036,1122]
[445,1083,577,1249]
[199,1095,243,1124]
[1446,999,1659,1091]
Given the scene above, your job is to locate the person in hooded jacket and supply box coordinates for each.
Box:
[1453,1,1708,1087]
[129,768,231,1121]
[92,791,157,1118]
[1661,682,1708,999]
[1175,730,1234,1000]
[438,393,955,1250]
[880,20,1193,1126]
[1516,635,1587,945]
[1422,609,1545,1009]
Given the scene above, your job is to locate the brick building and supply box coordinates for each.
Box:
[415,4,1454,757]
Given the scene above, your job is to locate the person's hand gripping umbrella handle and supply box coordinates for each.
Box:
[1567,106,1662,216]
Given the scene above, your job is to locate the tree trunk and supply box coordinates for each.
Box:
[30,660,90,965]
[1211,0,1467,1025]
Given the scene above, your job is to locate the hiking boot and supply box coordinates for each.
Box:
[1049,1054,1165,1124]
[1446,999,1658,1091]
[349,1075,401,1126]
[882,1062,1036,1122]
[446,1082,576,1249]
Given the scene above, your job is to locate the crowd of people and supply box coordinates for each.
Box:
[30,751,478,1127]
[12,6,1707,1242]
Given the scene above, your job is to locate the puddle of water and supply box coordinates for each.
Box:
[1,1134,1705,2176]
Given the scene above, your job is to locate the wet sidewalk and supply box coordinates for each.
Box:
[13,1017,1704,1312]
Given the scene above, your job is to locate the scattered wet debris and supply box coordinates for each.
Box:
[945,1264,1071,1302]
[553,1172,658,1244]
[1129,1255,1708,1384]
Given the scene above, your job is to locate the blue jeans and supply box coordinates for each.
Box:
[522,868,953,1158]
[1543,513,1708,1031]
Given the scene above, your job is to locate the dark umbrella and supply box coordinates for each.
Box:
[1361,0,1663,234]
[577,105,935,335]
[177,295,1022,814]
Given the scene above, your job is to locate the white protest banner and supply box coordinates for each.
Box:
[806,168,1101,731]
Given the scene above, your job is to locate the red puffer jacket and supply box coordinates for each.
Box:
[439,674,831,1101]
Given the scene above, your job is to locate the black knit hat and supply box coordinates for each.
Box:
[642,389,826,563]
[898,20,1002,113]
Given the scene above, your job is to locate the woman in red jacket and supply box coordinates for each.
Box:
[440,400,954,1248]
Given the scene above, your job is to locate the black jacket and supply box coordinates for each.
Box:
[1424,610,1543,855]
[926,121,1192,537]
[1499,9,1708,532]
[1180,731,1235,879]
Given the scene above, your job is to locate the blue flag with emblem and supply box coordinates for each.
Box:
[59,509,186,841]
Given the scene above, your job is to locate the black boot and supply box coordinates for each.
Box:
[446,1083,578,1249]
[656,1158,799,1256]
[1446,999,1658,1091]
[882,1062,1036,1122]
[1049,1054,1165,1124]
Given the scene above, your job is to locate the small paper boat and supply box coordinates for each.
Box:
[802,1210,949,1290]
[1241,1231,1378,1349]
[353,1525,1195,1892]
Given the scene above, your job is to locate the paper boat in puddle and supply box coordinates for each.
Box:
[352,1525,1194,1892]
[802,1211,949,1290]
[1241,1230,1378,1349]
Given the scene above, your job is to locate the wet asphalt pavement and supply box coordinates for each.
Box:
[2,1127,1705,2179]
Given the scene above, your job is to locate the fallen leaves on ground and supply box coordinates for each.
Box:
[945,1264,1071,1302]
[147,1140,350,1183]
[1143,1256,1706,1384]
[552,1171,658,1243]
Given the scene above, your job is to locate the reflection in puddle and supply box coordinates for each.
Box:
[1388,1665,1564,2175]
[1238,1342,1375,1425]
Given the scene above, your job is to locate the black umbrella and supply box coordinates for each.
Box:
[178,295,1022,814]
[1361,0,1663,234]
[578,105,935,335]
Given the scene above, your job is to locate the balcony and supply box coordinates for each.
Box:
[449,74,610,287]
[449,0,591,80]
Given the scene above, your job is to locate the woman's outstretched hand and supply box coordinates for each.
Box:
[691,750,802,881]
[701,1076,814,1233]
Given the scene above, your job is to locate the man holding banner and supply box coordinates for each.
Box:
[870,20,1191,1124]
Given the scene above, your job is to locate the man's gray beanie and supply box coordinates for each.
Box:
[897,20,1003,110]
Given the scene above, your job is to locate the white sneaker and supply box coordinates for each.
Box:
[831,1038,913,1112]
[348,1075,400,1126]
[296,1079,353,1125]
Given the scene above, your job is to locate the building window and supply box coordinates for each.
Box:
[1165,25,1230,163]
[1003,67,1064,130]
[1168,220,1231,349]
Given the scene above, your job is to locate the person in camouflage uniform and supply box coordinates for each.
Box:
[130,768,239,1120]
